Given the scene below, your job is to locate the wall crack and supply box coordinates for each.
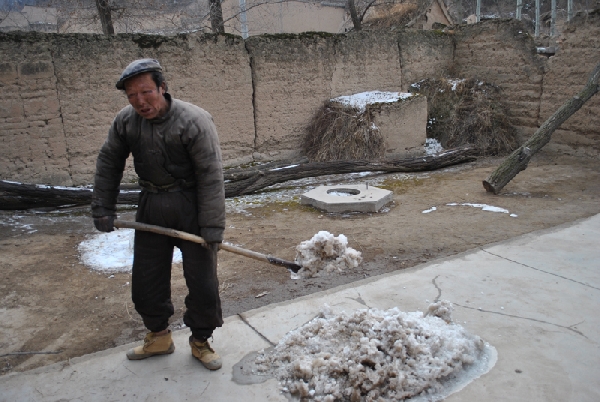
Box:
[49,41,74,185]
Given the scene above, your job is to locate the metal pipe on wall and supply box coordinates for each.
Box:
[535,0,540,36]
[551,0,557,36]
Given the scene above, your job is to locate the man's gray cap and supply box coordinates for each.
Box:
[116,58,162,90]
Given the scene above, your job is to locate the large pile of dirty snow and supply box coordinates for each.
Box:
[254,301,490,401]
[78,229,182,272]
[294,231,362,278]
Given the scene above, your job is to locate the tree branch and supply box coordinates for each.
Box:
[483,61,600,194]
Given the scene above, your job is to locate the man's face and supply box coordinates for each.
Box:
[124,73,168,120]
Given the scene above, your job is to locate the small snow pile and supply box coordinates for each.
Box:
[424,138,443,155]
[78,229,182,272]
[294,231,362,278]
[331,91,413,113]
[254,302,488,401]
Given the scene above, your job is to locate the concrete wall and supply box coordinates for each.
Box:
[0,15,599,186]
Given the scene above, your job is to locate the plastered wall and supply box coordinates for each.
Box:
[0,14,598,186]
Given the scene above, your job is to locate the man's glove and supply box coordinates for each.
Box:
[202,242,221,253]
[93,216,115,232]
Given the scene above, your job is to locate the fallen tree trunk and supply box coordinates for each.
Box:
[0,146,476,210]
[483,61,600,194]
[224,146,476,196]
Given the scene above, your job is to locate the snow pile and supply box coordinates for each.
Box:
[254,302,488,401]
[331,91,413,112]
[294,231,362,278]
[78,229,182,272]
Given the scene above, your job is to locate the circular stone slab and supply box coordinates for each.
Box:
[300,184,393,213]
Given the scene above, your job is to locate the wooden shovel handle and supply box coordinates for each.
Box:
[113,220,301,273]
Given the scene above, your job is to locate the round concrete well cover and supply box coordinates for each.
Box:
[300,184,392,213]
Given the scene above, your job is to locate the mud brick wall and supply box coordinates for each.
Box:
[1,16,599,187]
[452,19,546,140]
[397,30,454,91]
[0,31,254,186]
[51,33,255,185]
[371,95,428,157]
[539,10,600,149]
[246,31,406,160]
[0,34,71,185]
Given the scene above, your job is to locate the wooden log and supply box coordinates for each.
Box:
[483,61,600,194]
[0,146,476,210]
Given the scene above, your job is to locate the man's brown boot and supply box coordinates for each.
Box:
[189,336,222,370]
[126,330,175,360]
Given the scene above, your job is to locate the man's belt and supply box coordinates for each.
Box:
[138,179,195,193]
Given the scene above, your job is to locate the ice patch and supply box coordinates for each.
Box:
[331,91,413,112]
[293,231,362,278]
[78,229,182,272]
[253,302,495,401]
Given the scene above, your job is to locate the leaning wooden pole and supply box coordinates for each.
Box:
[483,61,600,194]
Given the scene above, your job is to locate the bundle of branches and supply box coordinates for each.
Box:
[302,101,385,162]
[410,78,519,156]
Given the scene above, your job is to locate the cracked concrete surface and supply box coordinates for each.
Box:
[1,214,599,401]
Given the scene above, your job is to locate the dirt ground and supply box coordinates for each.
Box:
[1,144,599,376]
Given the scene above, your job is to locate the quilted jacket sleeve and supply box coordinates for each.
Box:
[184,107,226,243]
[91,111,131,218]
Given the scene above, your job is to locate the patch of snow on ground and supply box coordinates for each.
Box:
[447,203,510,214]
[425,138,443,155]
[293,231,362,278]
[448,78,466,91]
[78,229,182,272]
[331,91,413,112]
[254,301,491,401]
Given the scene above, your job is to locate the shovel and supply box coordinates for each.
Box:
[113,220,302,273]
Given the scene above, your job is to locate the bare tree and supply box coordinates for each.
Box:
[347,0,378,31]
[95,0,114,34]
[47,0,213,34]
[209,0,224,33]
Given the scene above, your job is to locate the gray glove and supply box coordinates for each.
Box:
[93,216,115,232]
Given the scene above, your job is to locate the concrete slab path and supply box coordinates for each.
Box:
[2,214,599,401]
